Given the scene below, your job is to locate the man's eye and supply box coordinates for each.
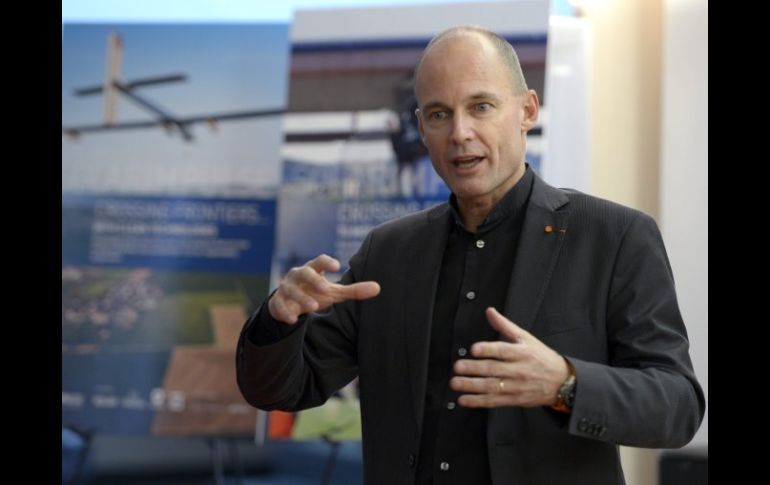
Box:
[476,103,492,112]
[429,111,447,121]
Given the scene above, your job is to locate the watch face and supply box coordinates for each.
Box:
[559,376,576,408]
[565,386,576,407]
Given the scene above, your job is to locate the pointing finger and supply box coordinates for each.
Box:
[329,281,381,302]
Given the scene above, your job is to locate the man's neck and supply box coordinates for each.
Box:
[457,199,494,233]
[456,167,526,233]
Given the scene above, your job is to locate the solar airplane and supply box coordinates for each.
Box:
[62,33,285,143]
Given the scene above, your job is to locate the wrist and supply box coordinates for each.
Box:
[551,357,576,414]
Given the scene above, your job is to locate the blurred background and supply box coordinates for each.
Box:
[61,1,707,484]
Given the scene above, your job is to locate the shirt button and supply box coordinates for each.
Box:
[465,291,476,300]
[476,239,485,248]
[457,347,467,357]
[440,462,450,471]
[446,401,456,410]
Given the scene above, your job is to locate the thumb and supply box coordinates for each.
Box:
[331,281,381,302]
[485,307,527,343]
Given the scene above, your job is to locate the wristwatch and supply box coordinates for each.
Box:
[551,359,576,413]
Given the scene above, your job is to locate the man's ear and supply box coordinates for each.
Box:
[415,107,426,143]
[521,89,540,132]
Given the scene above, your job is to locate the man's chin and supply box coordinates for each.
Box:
[450,184,488,201]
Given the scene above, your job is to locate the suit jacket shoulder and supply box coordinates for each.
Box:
[543,184,652,237]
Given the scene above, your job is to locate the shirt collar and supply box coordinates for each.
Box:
[448,164,534,233]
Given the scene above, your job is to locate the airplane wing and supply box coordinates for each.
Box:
[62,108,287,140]
[74,74,188,96]
[179,108,286,124]
[63,119,168,136]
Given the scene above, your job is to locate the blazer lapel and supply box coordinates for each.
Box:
[489,175,571,452]
[403,203,451,434]
[502,176,570,332]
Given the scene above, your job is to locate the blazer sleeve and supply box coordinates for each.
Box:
[567,212,705,448]
[235,232,373,412]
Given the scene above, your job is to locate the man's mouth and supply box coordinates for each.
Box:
[452,156,484,169]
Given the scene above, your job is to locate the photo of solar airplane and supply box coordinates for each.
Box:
[62,33,285,142]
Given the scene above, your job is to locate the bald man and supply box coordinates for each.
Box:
[237,26,704,485]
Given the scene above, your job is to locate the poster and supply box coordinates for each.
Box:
[61,23,290,436]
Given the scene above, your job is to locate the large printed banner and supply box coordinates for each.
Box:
[61,4,549,442]
[61,24,290,436]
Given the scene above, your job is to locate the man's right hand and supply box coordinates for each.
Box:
[268,254,381,324]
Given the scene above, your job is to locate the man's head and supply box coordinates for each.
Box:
[414,26,539,208]
[414,26,529,97]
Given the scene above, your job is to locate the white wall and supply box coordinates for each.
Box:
[659,0,708,449]
[541,16,590,191]
[578,0,707,481]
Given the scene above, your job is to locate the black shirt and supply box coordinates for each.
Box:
[415,168,533,485]
[248,168,534,485]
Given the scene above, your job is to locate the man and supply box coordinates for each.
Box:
[237,26,704,485]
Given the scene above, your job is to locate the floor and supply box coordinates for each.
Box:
[63,429,364,485]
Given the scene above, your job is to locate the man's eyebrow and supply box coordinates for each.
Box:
[420,100,448,112]
[468,92,503,103]
[420,92,503,112]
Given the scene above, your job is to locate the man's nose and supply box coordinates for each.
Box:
[449,113,474,144]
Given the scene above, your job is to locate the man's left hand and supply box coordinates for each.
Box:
[450,307,569,408]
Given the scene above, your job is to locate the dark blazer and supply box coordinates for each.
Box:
[237,173,705,485]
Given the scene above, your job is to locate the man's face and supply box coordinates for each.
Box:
[415,33,538,206]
